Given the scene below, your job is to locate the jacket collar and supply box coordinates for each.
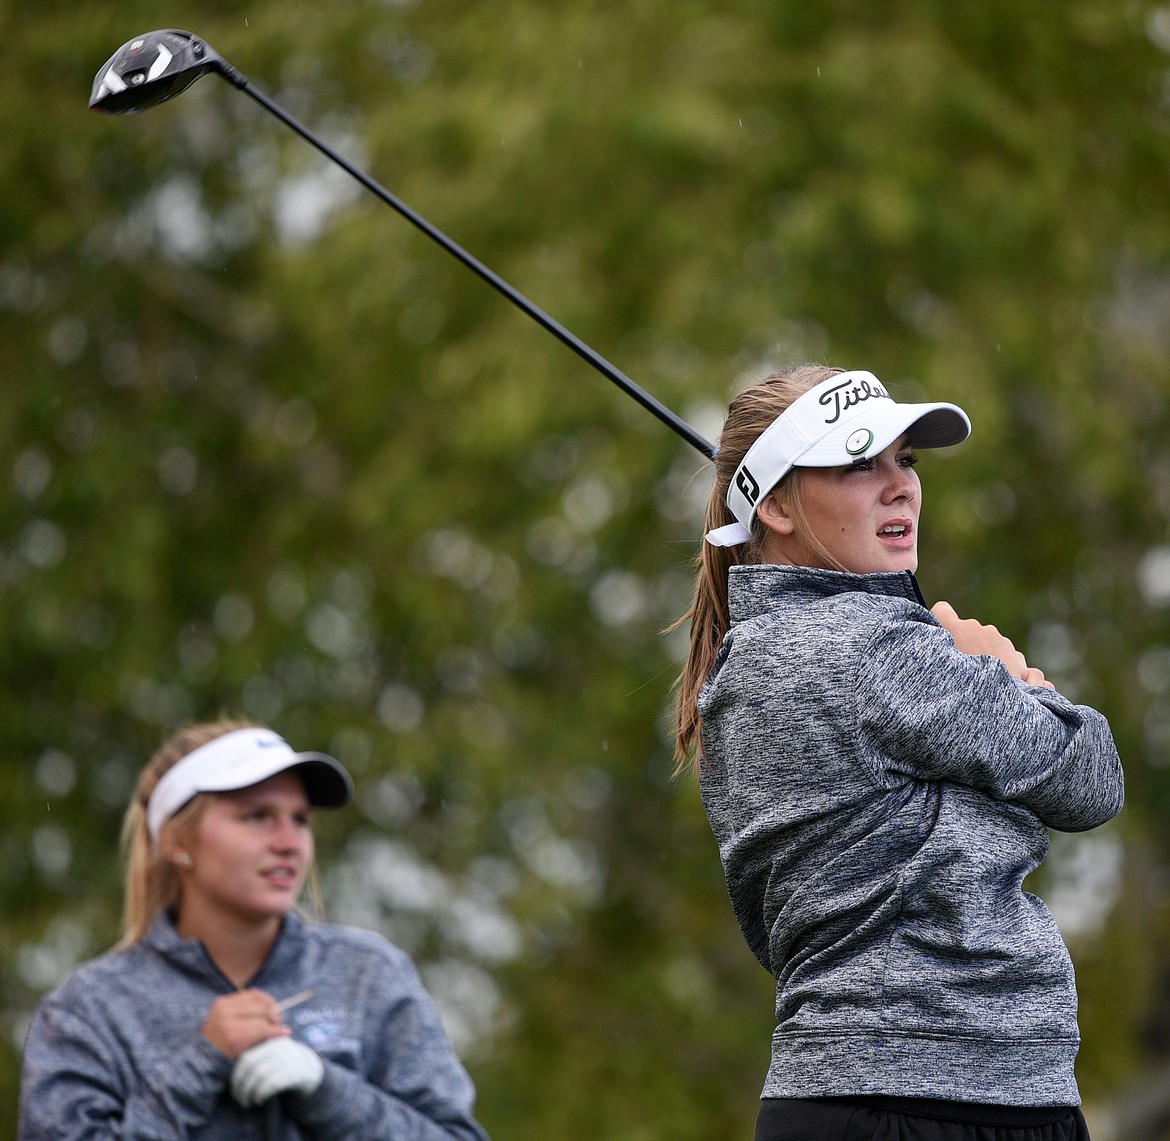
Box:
[144,909,306,985]
[727,563,924,624]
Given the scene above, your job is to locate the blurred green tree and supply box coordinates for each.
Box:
[3,1,1170,1138]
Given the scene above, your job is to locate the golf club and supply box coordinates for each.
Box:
[90,29,717,459]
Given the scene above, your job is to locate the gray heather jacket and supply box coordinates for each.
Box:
[698,564,1123,1107]
[18,912,488,1140]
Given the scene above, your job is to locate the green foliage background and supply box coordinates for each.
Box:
[4,1,1170,1137]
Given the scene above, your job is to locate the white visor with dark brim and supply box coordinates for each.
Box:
[705,370,971,547]
[146,727,354,842]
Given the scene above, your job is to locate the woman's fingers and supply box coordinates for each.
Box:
[931,601,1037,682]
[202,990,290,1060]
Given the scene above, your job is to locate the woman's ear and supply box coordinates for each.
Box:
[757,491,795,536]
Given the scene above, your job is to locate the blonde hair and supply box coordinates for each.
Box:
[119,718,322,945]
[672,364,847,778]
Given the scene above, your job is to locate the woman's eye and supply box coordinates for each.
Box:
[899,452,920,468]
[847,460,873,473]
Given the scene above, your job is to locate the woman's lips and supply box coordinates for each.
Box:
[877,521,914,546]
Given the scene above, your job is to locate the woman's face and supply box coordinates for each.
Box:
[759,437,921,574]
[174,771,314,932]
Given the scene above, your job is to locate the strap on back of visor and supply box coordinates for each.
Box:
[705,521,753,547]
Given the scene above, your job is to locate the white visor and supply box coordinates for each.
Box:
[146,727,353,843]
[705,370,971,547]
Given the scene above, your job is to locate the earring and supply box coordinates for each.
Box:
[174,853,193,868]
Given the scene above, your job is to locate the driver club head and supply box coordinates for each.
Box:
[90,29,227,114]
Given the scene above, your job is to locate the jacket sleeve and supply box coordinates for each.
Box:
[18,997,232,1140]
[283,951,488,1141]
[855,611,1124,831]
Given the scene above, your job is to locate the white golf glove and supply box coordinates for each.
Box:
[230,1037,324,1108]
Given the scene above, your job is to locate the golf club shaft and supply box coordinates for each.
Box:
[230,77,716,459]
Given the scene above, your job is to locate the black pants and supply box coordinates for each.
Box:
[754,1097,1091,1141]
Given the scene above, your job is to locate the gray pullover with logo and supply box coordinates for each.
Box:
[698,565,1123,1107]
[18,912,488,1140]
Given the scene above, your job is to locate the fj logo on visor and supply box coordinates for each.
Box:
[736,466,761,504]
[846,429,873,456]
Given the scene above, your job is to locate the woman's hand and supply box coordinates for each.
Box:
[202,989,291,1061]
[930,601,1054,689]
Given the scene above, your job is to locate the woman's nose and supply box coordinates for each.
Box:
[271,816,308,849]
[884,463,916,501]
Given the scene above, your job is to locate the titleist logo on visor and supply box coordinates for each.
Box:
[818,375,892,423]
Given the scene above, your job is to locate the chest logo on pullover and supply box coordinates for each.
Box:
[293,1006,349,1049]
